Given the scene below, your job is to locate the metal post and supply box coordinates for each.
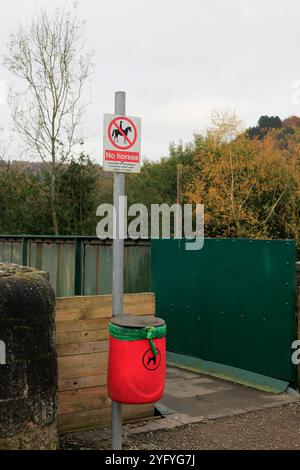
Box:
[176,163,183,237]
[21,237,28,266]
[111,91,126,450]
[74,238,83,296]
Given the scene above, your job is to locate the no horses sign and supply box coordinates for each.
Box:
[103,114,141,173]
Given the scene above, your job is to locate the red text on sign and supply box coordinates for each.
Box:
[105,150,140,163]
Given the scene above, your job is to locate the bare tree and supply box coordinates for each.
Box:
[3,7,93,234]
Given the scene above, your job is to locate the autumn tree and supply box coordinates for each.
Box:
[4,7,93,234]
[206,109,243,144]
[185,112,300,242]
[247,115,282,140]
[282,116,300,129]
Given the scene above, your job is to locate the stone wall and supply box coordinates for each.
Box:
[0,263,58,450]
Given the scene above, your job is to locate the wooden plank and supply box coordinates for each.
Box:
[58,374,107,392]
[55,292,155,321]
[58,352,108,379]
[58,408,112,433]
[55,303,154,321]
[58,386,110,415]
[123,403,154,421]
[57,340,109,357]
[58,395,111,415]
[56,306,153,322]
[58,366,107,380]
[56,306,108,322]
[59,385,108,401]
[56,292,154,311]
[56,295,111,311]
[58,352,107,369]
[58,404,154,434]
[56,318,110,334]
[56,328,108,344]
[126,293,154,315]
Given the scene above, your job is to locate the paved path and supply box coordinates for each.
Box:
[60,365,299,449]
[121,366,297,436]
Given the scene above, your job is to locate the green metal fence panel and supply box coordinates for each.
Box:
[151,238,296,382]
[56,242,76,297]
[25,240,76,297]
[0,236,151,297]
[0,239,22,264]
[98,245,113,294]
[82,242,151,296]
[124,245,151,294]
[83,243,100,296]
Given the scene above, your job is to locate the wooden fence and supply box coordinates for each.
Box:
[55,292,155,433]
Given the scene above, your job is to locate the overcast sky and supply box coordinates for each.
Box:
[1,0,300,162]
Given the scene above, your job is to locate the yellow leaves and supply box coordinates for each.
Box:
[184,114,300,242]
[206,109,244,145]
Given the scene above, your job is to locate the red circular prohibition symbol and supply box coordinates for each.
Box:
[108,116,137,150]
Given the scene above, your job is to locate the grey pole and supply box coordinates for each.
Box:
[111,91,126,450]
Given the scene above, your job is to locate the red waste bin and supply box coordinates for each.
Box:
[107,315,166,404]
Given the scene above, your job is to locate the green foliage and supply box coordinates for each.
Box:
[0,154,104,236]
[0,163,51,234]
[258,115,282,130]
[247,115,282,140]
[126,141,197,208]
[0,114,299,253]
[55,154,100,235]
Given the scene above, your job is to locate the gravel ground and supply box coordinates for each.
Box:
[60,402,300,450]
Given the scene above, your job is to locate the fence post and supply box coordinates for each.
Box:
[74,238,83,296]
[21,237,28,266]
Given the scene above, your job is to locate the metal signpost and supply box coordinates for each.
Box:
[103,92,141,450]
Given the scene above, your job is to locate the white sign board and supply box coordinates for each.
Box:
[103,114,141,173]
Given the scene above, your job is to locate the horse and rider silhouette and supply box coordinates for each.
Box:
[112,120,132,144]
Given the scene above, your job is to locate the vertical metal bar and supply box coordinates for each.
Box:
[21,237,28,266]
[176,163,183,237]
[111,91,126,450]
[74,238,83,296]
[112,174,125,315]
[177,163,183,206]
